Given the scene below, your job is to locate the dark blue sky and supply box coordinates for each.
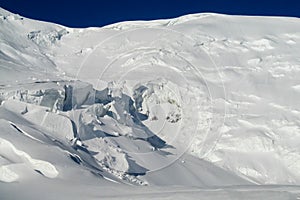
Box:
[1,0,299,28]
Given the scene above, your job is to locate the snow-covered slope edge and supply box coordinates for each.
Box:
[1,7,300,199]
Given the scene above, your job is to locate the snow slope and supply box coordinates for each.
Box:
[1,7,300,199]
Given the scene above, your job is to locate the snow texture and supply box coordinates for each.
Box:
[0,7,300,199]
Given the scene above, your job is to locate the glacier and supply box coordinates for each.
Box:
[0,7,300,199]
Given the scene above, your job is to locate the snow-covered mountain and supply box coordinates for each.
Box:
[1,7,300,199]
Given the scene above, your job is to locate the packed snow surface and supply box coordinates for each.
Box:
[0,7,300,199]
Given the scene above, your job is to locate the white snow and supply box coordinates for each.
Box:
[0,137,58,180]
[0,6,300,199]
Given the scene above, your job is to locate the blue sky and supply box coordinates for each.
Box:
[1,0,300,27]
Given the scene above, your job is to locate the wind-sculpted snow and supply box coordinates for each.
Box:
[1,7,300,199]
[0,137,58,181]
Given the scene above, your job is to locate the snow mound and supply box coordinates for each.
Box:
[0,137,58,181]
